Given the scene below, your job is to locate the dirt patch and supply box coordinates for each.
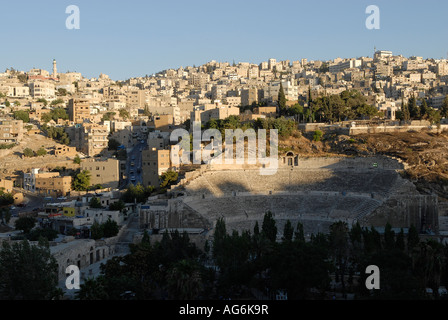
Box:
[0,133,79,176]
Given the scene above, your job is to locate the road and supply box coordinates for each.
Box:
[121,139,147,188]
[10,188,46,216]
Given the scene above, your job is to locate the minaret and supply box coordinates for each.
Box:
[52,59,57,78]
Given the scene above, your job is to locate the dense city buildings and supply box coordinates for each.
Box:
[1,51,448,302]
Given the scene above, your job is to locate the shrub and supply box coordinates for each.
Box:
[313,130,323,142]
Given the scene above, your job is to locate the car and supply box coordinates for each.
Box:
[131,162,135,166]
[57,196,67,200]
[130,176,136,181]
[131,155,136,160]
[141,140,145,144]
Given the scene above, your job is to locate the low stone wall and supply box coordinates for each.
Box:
[349,124,448,135]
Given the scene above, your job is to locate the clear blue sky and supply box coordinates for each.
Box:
[1,0,447,80]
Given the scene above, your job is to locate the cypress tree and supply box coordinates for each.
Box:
[278,82,287,115]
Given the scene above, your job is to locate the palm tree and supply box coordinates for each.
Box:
[412,240,445,299]
[166,260,203,300]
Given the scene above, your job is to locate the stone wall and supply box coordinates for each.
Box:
[349,124,448,135]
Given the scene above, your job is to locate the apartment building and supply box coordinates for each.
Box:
[0,179,13,193]
[7,85,30,98]
[0,119,23,144]
[24,168,72,196]
[55,145,78,157]
[142,148,171,187]
[29,81,55,99]
[126,89,147,116]
[329,59,362,73]
[241,88,259,106]
[190,104,240,125]
[81,158,120,189]
[72,123,109,157]
[68,98,91,124]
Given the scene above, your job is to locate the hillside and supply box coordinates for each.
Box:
[279,130,448,202]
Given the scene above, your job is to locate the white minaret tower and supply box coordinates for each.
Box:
[52,59,57,78]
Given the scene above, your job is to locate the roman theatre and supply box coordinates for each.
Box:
[141,154,438,238]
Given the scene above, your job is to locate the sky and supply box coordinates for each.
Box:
[0,0,447,80]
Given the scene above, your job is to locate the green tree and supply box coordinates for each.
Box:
[408,95,420,119]
[102,112,116,122]
[76,276,109,300]
[36,147,47,157]
[17,74,27,84]
[89,197,103,209]
[14,216,36,234]
[166,259,203,300]
[108,138,120,151]
[37,98,48,106]
[102,219,119,238]
[313,130,323,142]
[50,99,64,106]
[441,95,448,119]
[407,225,420,254]
[23,147,35,158]
[401,95,410,122]
[121,184,154,203]
[13,110,29,123]
[278,82,287,115]
[90,221,104,240]
[160,170,178,190]
[0,207,11,224]
[329,221,350,297]
[412,240,446,299]
[109,200,125,211]
[212,218,227,266]
[419,99,431,119]
[73,154,81,164]
[282,220,294,242]
[57,88,68,96]
[72,170,91,191]
[0,239,59,300]
[0,190,14,206]
[27,228,58,241]
[395,228,405,252]
[294,221,305,243]
[119,109,130,120]
[384,223,396,250]
[261,211,277,243]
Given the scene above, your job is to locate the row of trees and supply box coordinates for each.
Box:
[23,147,47,157]
[397,94,443,124]
[77,230,206,300]
[278,86,448,125]
[41,107,69,123]
[2,213,446,300]
[74,211,448,300]
[41,124,70,145]
[205,115,299,138]
[296,89,380,123]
